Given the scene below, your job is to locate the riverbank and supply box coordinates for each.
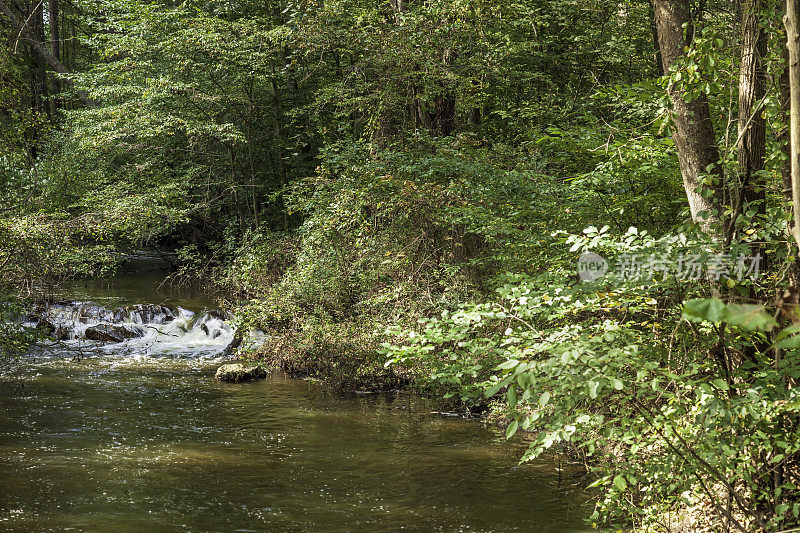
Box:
[239,328,410,392]
[11,264,797,532]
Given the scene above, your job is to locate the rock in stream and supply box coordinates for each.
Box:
[84,324,143,343]
[215,364,267,383]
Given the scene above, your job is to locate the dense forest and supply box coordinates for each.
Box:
[3,0,800,530]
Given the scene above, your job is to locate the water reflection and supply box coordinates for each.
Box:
[52,272,218,313]
[0,364,590,531]
[2,277,590,531]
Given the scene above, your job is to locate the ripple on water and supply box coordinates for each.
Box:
[1,299,591,532]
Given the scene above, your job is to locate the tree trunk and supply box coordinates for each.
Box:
[648,0,664,76]
[737,0,766,213]
[431,49,456,137]
[389,0,403,23]
[780,2,793,205]
[270,61,289,231]
[433,94,456,136]
[653,0,724,237]
[31,0,50,120]
[245,78,259,230]
[785,0,800,249]
[48,0,60,114]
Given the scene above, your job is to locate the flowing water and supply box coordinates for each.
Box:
[0,275,590,532]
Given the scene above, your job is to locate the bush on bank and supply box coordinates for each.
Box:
[218,143,800,530]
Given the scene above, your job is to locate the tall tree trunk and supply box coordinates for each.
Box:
[431,49,456,137]
[48,0,60,114]
[780,1,793,208]
[69,16,77,70]
[270,61,289,231]
[389,0,403,23]
[737,0,766,213]
[648,0,664,76]
[785,0,800,249]
[433,93,456,136]
[27,0,49,120]
[653,0,724,237]
[245,78,259,230]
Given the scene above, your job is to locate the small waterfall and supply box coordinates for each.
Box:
[25,301,238,359]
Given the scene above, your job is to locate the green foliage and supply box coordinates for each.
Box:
[224,136,584,390]
[0,299,38,358]
[384,230,800,530]
[682,298,778,332]
[3,0,800,530]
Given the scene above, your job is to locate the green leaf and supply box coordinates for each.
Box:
[682,299,777,331]
[682,298,726,323]
[484,382,503,398]
[776,324,800,342]
[538,391,551,407]
[721,304,777,332]
[775,334,800,350]
[613,475,627,491]
[496,359,520,370]
[506,420,519,439]
[507,385,518,407]
[711,379,728,391]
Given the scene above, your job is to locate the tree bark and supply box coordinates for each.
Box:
[780,1,793,205]
[48,0,60,114]
[1,0,65,74]
[431,49,456,137]
[737,0,766,212]
[389,0,403,23]
[785,0,800,249]
[653,0,724,237]
[270,60,289,231]
[31,0,49,119]
[433,93,456,136]
[648,0,664,76]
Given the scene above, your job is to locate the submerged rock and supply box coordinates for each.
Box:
[220,333,243,358]
[36,318,70,340]
[215,363,266,383]
[54,326,71,341]
[206,309,230,321]
[200,322,223,338]
[36,318,56,334]
[124,304,175,324]
[84,324,142,343]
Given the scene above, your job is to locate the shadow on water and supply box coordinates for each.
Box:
[0,365,592,532]
[1,273,593,531]
[51,272,219,313]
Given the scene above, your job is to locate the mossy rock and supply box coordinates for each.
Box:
[214,363,267,383]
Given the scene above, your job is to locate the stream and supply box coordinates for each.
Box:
[0,275,590,531]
